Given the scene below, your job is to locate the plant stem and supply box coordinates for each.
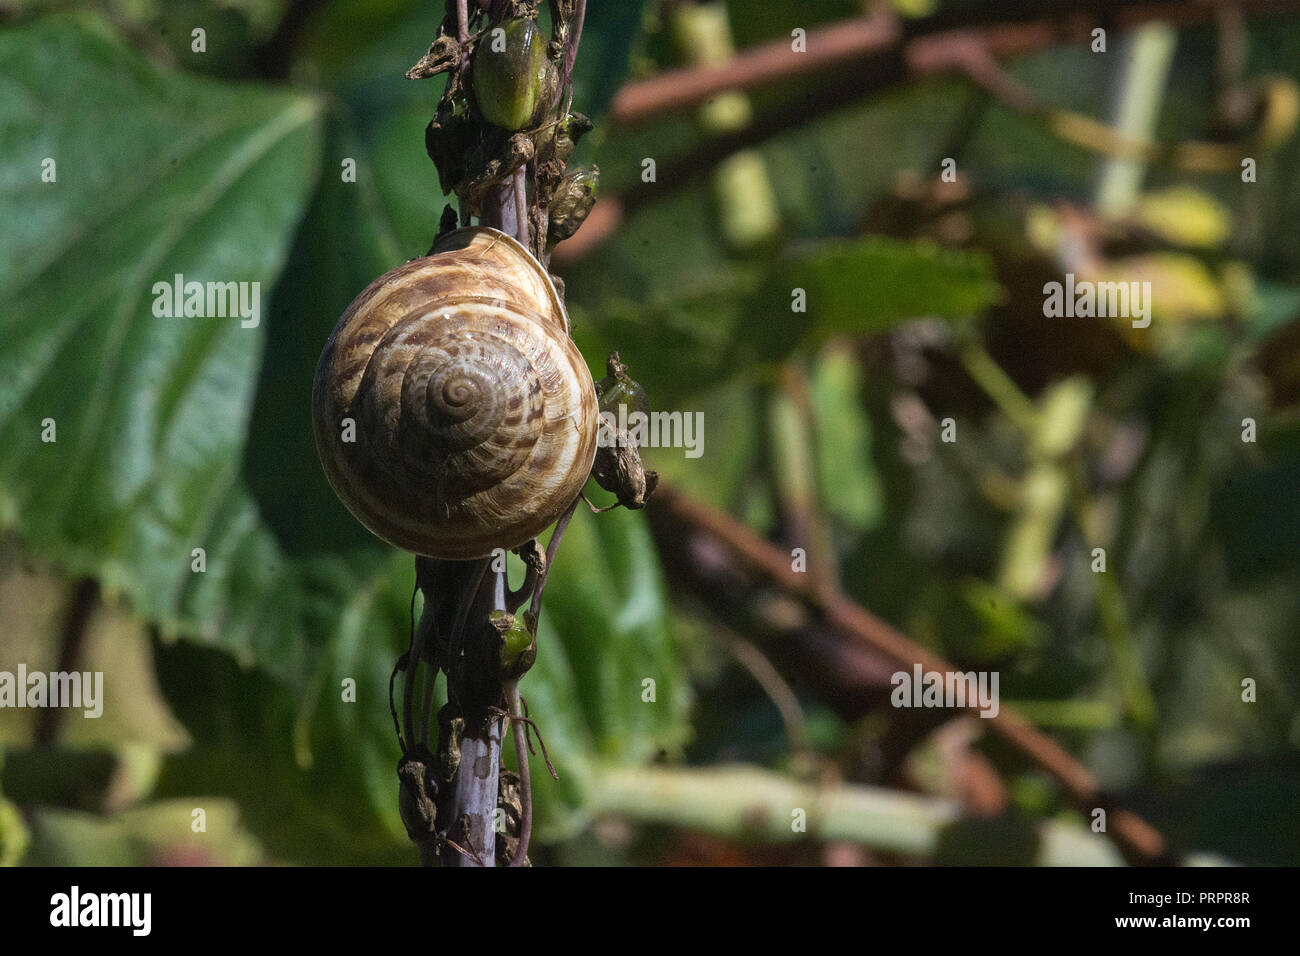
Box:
[1095,23,1177,219]
[505,681,532,866]
[529,496,579,620]
[439,4,536,859]
[587,764,1126,865]
[447,722,502,866]
[33,578,97,747]
[441,558,501,868]
[425,0,587,868]
[958,342,1039,435]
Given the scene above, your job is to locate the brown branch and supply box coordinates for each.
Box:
[609,10,902,128]
[649,482,1169,864]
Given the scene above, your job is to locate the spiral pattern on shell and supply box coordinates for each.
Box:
[312,227,598,559]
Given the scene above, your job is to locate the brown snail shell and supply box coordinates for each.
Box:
[312,227,598,560]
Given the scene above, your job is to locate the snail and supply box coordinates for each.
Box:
[312,226,599,560]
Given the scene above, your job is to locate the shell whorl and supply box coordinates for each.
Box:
[312,227,598,559]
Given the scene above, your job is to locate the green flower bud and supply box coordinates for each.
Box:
[472,18,551,132]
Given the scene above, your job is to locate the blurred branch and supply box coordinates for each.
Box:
[610,9,901,128]
[959,342,1157,725]
[610,0,1300,129]
[587,764,1124,865]
[1066,467,1159,731]
[958,343,1040,435]
[648,482,1170,864]
[770,366,838,592]
[33,578,98,748]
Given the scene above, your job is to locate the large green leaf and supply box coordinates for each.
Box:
[0,14,323,681]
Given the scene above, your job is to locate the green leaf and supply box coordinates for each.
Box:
[569,274,751,408]
[0,14,322,682]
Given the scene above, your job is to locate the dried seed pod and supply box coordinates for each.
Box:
[548,165,599,244]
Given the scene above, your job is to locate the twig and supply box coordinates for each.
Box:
[505,682,532,866]
[562,0,588,115]
[528,495,580,620]
[456,0,469,44]
[717,629,809,756]
[404,563,442,749]
[511,166,529,245]
[511,696,559,779]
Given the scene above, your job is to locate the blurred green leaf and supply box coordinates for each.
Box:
[570,0,649,121]
[1133,187,1231,248]
[810,346,882,533]
[570,276,750,407]
[22,798,264,866]
[151,554,415,865]
[0,14,323,682]
[244,112,405,559]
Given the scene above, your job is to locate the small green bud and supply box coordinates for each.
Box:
[500,620,533,667]
[491,609,536,677]
[595,351,649,417]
